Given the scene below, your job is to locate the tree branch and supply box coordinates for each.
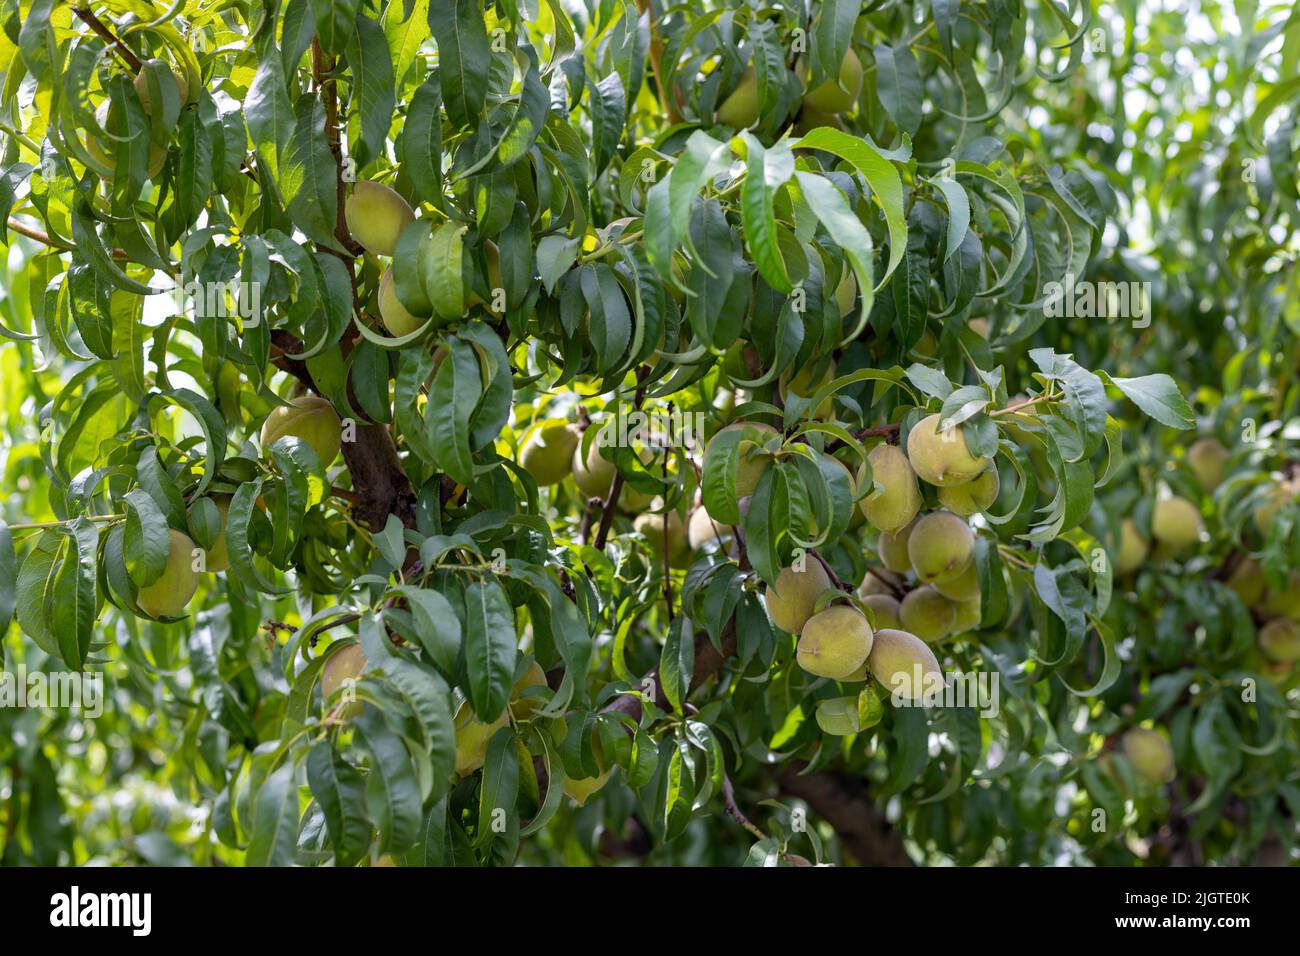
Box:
[311,39,364,260]
[825,421,901,455]
[722,775,767,842]
[592,365,651,551]
[635,0,683,124]
[811,549,854,593]
[73,6,142,72]
[777,762,913,866]
[269,331,416,531]
[259,48,419,536]
[6,217,128,259]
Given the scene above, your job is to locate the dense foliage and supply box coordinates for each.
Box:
[0,0,1296,866]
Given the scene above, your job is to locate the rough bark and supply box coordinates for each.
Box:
[269,330,416,531]
[777,762,913,866]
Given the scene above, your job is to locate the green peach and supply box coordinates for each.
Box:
[1122,727,1175,784]
[867,628,943,701]
[907,414,989,487]
[860,443,922,535]
[907,512,975,584]
[800,49,863,114]
[764,561,833,635]
[261,395,343,466]
[520,419,581,486]
[797,605,874,680]
[1151,496,1202,553]
[136,529,200,618]
[938,466,1000,517]
[378,268,425,337]
[345,181,416,257]
[899,585,957,644]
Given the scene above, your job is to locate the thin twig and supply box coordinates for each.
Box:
[6,514,123,531]
[864,565,907,598]
[6,217,72,251]
[722,776,767,842]
[6,217,129,259]
[635,0,682,123]
[593,365,651,550]
[989,394,1049,417]
[661,445,674,621]
[826,421,901,454]
[810,549,852,593]
[330,486,363,505]
[592,472,625,551]
[73,6,143,72]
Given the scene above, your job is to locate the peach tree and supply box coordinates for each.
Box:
[1,0,1288,867]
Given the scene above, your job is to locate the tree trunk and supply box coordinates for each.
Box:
[777,762,913,866]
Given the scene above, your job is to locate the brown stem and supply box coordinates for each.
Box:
[593,365,651,551]
[859,423,902,439]
[864,566,906,598]
[661,448,674,621]
[73,6,142,72]
[592,471,625,551]
[6,217,72,251]
[722,776,767,842]
[311,39,364,260]
[635,0,683,124]
[662,527,674,622]
[262,51,418,535]
[330,486,364,505]
[826,421,901,455]
[810,549,852,593]
[269,331,319,389]
[7,217,128,259]
[579,500,597,546]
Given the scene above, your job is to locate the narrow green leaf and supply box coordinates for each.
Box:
[307,742,373,868]
[246,763,301,867]
[463,578,517,722]
[428,0,490,127]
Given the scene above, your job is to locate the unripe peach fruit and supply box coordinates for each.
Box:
[261,395,343,466]
[136,528,200,618]
[345,181,416,257]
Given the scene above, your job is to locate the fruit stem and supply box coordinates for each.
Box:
[864,565,906,598]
